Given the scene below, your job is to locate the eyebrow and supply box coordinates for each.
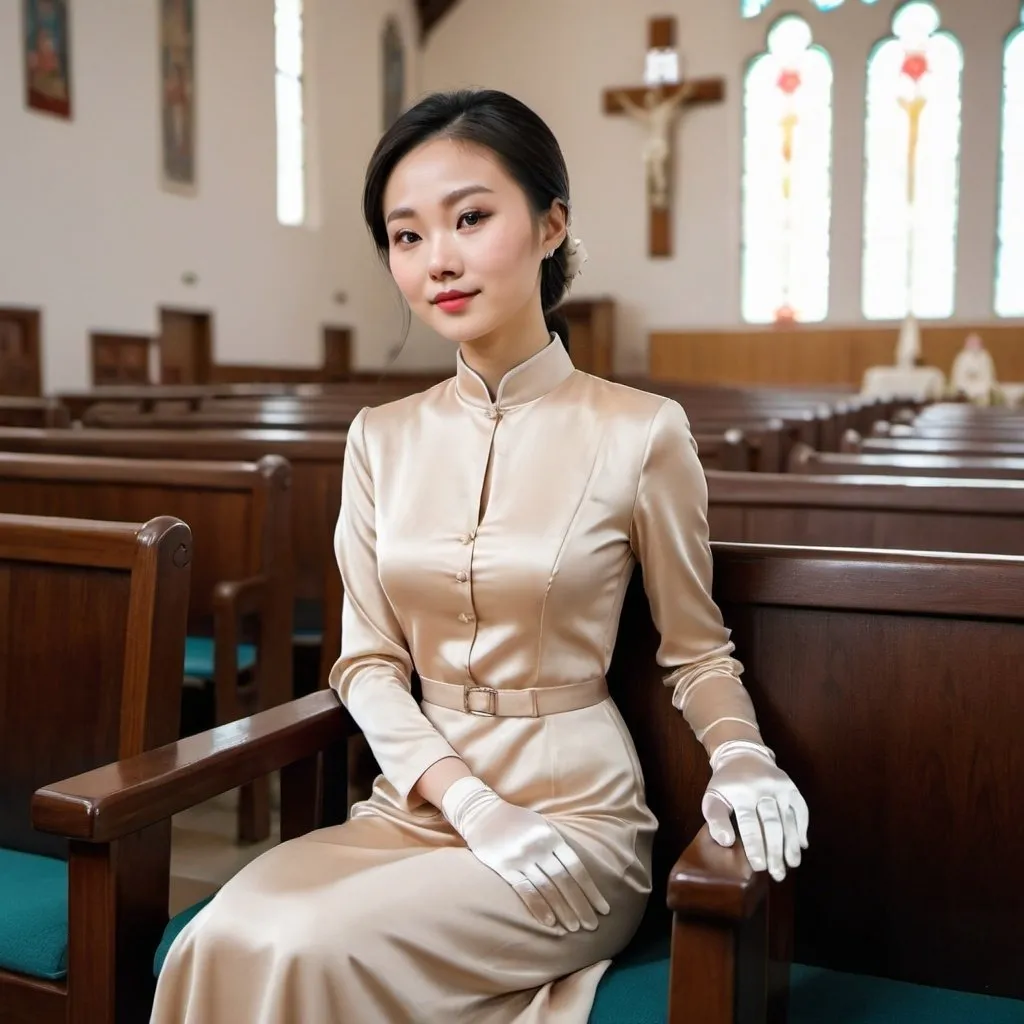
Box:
[385,185,495,225]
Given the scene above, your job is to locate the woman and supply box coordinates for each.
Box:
[151,89,808,1024]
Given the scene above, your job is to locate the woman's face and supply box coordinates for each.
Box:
[383,137,564,346]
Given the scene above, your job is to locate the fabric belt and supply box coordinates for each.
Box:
[419,676,609,718]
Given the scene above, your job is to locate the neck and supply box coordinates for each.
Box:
[458,299,552,398]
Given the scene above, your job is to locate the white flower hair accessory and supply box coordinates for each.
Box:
[564,236,589,280]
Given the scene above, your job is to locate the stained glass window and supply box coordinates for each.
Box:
[275,0,306,226]
[862,2,962,320]
[742,16,833,324]
[996,7,1024,317]
[742,0,880,18]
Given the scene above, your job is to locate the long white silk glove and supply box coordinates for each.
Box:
[441,776,611,932]
[701,740,809,882]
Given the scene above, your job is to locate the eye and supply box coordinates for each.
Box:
[458,210,489,229]
[392,229,419,247]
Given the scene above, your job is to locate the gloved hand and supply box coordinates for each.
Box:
[701,739,809,882]
[441,776,611,932]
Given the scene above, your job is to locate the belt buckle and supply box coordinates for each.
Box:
[464,686,498,716]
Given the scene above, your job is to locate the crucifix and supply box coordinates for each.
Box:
[603,17,726,258]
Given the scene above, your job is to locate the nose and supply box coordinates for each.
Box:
[427,233,464,282]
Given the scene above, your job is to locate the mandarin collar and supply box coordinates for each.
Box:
[455,336,575,412]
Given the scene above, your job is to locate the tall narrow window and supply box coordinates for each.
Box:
[996,6,1024,317]
[742,16,833,324]
[862,1,962,320]
[275,0,306,226]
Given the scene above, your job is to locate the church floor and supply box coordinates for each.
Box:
[168,784,280,918]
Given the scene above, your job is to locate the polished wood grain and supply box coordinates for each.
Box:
[706,471,1024,556]
[789,443,1024,479]
[0,427,342,615]
[650,322,1024,386]
[0,512,191,1024]
[0,451,293,842]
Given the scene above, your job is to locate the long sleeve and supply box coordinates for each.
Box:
[329,407,459,803]
[629,399,762,755]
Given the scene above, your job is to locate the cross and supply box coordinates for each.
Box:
[603,17,726,258]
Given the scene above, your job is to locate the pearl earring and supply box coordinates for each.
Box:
[544,249,555,259]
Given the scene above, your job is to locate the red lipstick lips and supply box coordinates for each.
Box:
[433,290,477,313]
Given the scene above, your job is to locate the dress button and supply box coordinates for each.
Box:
[455,571,468,583]
[458,612,474,624]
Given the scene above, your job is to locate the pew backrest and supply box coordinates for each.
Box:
[709,544,1024,1000]
[0,428,334,612]
[0,451,293,699]
[705,470,1024,555]
[0,513,191,859]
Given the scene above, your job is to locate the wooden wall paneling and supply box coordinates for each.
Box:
[650,323,1024,387]
[90,333,152,386]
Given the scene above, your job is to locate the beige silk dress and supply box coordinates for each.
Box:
[150,338,756,1024]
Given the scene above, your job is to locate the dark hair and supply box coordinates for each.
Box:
[362,89,575,349]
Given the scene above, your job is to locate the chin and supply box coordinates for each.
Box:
[429,311,498,347]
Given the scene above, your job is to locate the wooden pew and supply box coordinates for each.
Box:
[0,427,342,641]
[33,545,1024,1021]
[0,451,293,842]
[0,513,192,1024]
[0,397,69,428]
[842,431,1024,460]
[705,471,1024,555]
[787,443,1024,480]
[0,428,340,618]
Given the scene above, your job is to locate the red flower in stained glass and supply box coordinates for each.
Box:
[901,52,928,82]
[777,69,802,95]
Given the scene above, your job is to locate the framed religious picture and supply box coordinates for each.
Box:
[382,17,405,130]
[23,0,72,120]
[160,0,197,195]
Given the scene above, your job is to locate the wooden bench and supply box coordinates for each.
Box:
[0,513,192,1024]
[704,471,1024,554]
[0,451,293,841]
[787,442,1024,480]
[0,397,69,428]
[32,544,1024,1021]
[842,430,1024,460]
[0,427,342,632]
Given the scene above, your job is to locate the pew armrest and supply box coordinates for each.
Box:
[213,573,269,619]
[31,691,353,843]
[668,824,769,921]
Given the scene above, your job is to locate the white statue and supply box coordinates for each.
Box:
[895,314,921,369]
[613,84,696,209]
[951,332,997,402]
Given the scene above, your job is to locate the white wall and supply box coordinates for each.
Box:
[420,0,1021,371]
[0,0,424,391]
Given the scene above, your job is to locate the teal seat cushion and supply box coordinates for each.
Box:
[788,964,1024,1023]
[184,637,257,679]
[154,895,215,977]
[590,938,1024,1023]
[589,936,670,1023]
[0,848,68,981]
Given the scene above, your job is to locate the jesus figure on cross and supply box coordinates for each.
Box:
[612,83,696,210]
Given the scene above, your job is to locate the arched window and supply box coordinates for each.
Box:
[742,0,880,18]
[862,1,962,320]
[382,18,405,131]
[742,16,833,324]
[275,0,306,226]
[996,7,1024,317]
